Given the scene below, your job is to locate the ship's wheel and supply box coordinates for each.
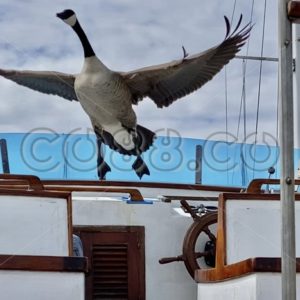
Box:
[159,200,218,278]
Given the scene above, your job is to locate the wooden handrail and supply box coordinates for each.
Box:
[0,174,44,190]
[159,195,218,202]
[246,178,300,193]
[42,179,242,193]
[44,186,144,201]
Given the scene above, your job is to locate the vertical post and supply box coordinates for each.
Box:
[0,139,10,174]
[279,1,296,300]
[195,145,202,184]
[294,25,300,180]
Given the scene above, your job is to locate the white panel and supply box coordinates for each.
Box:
[198,273,300,300]
[0,270,84,300]
[226,200,300,264]
[0,196,69,256]
[198,274,257,300]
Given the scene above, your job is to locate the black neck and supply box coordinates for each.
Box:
[72,20,95,58]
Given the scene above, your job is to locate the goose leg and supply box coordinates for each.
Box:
[132,155,150,179]
[96,138,111,180]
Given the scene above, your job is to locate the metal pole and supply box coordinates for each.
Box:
[195,145,202,184]
[278,1,296,300]
[235,55,278,62]
[0,139,10,174]
[294,25,300,176]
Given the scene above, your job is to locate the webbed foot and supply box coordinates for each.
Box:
[132,156,150,179]
[97,161,111,180]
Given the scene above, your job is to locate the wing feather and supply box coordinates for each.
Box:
[0,69,78,101]
[120,15,252,108]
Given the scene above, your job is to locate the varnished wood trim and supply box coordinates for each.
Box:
[215,193,226,269]
[219,192,300,201]
[288,1,300,22]
[42,179,241,193]
[246,178,300,193]
[74,225,145,234]
[0,174,44,190]
[67,193,73,256]
[0,255,88,272]
[195,257,300,282]
[0,188,71,198]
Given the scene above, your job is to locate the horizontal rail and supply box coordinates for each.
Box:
[0,174,44,190]
[159,195,218,203]
[235,55,278,62]
[246,178,300,193]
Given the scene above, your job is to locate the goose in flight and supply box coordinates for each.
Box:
[0,9,251,179]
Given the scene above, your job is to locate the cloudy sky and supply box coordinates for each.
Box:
[0,0,278,146]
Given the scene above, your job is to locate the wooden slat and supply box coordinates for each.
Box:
[92,244,128,299]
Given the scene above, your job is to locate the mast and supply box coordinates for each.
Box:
[279,1,296,299]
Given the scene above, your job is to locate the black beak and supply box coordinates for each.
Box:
[56,12,63,19]
[56,9,75,20]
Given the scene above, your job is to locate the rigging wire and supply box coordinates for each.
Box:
[252,0,267,178]
[224,0,237,185]
[275,68,280,180]
[231,0,256,185]
[224,66,229,184]
[230,0,237,24]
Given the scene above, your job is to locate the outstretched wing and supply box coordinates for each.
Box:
[0,69,78,101]
[120,15,251,108]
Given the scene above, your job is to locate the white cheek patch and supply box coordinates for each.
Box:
[64,14,77,26]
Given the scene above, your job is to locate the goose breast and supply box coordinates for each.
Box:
[75,61,136,128]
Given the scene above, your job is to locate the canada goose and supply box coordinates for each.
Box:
[0,9,251,179]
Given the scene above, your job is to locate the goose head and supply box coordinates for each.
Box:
[56,9,77,27]
[56,9,96,58]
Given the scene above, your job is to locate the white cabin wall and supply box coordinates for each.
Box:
[0,270,85,300]
[0,195,69,256]
[72,198,200,300]
[225,199,300,264]
[198,274,300,300]
[198,274,257,300]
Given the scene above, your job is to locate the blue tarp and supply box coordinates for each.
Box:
[0,132,286,187]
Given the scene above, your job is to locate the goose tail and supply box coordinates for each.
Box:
[136,124,156,153]
[94,124,156,156]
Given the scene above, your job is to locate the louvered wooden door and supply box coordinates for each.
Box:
[74,226,145,300]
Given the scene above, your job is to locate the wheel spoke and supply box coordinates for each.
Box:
[195,251,210,259]
[203,226,216,242]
